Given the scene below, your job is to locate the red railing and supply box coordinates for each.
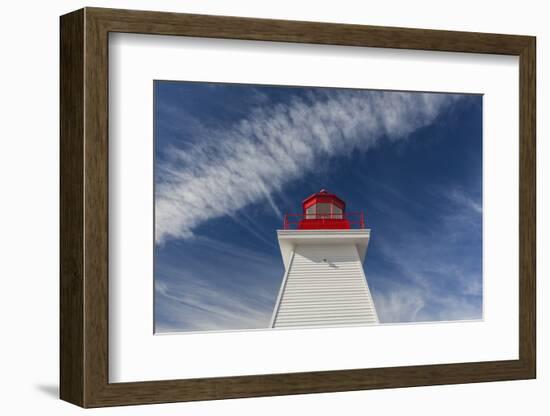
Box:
[283,212,365,230]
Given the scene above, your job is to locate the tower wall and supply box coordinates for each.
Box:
[271,243,378,328]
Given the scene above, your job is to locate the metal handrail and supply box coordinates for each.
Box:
[283,212,365,229]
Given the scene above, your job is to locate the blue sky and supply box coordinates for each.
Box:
[154,81,482,333]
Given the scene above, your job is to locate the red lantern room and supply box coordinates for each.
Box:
[283,189,366,230]
[299,189,348,229]
[277,188,361,230]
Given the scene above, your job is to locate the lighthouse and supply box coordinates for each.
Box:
[270,190,379,328]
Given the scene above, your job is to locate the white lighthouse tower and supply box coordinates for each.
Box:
[270,190,379,328]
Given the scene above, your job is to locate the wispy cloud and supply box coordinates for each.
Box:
[373,285,482,324]
[372,286,426,322]
[154,241,279,332]
[155,279,273,332]
[155,90,459,243]
[368,184,482,323]
[447,188,482,214]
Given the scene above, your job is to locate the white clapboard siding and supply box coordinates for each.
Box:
[271,244,378,328]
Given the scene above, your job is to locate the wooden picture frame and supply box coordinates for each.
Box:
[60,7,536,408]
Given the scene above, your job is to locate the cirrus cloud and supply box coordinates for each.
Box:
[155,89,459,244]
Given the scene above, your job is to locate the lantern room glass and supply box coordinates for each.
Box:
[304,201,343,219]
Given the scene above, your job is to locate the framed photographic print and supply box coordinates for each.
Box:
[60,7,536,408]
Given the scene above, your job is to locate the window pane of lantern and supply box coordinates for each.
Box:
[316,203,331,218]
[305,206,315,219]
[333,206,343,219]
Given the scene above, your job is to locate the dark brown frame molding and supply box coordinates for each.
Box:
[60,7,536,408]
